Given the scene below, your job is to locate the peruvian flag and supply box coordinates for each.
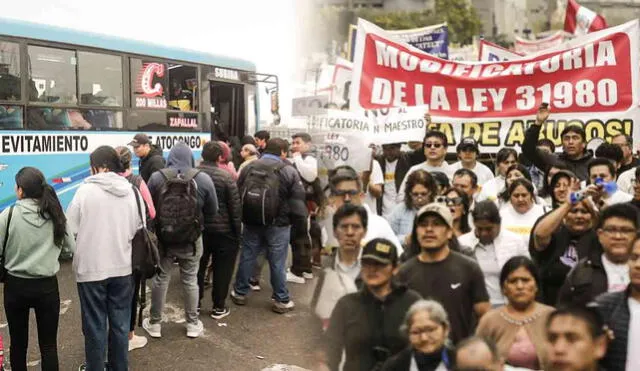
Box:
[564,0,607,35]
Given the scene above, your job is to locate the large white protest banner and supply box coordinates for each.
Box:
[350,18,640,153]
[478,39,522,61]
[515,31,566,54]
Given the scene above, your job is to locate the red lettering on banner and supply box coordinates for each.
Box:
[359,33,631,118]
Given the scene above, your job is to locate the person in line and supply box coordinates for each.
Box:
[381,300,455,371]
[595,234,640,370]
[388,170,437,248]
[455,336,509,371]
[1,167,74,371]
[499,179,547,247]
[238,143,259,175]
[476,148,518,203]
[143,142,218,338]
[321,165,403,254]
[115,146,156,352]
[320,239,421,371]
[587,157,632,208]
[231,138,306,313]
[558,203,639,306]
[459,201,529,307]
[311,203,367,330]
[375,143,412,218]
[196,141,241,320]
[129,133,165,182]
[476,257,554,369]
[612,133,639,176]
[398,131,454,201]
[287,132,318,283]
[522,104,593,181]
[450,137,494,185]
[544,305,608,371]
[438,187,472,238]
[254,130,270,155]
[397,203,491,343]
[216,141,238,180]
[67,146,143,371]
[530,192,599,306]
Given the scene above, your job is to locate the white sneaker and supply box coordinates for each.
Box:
[272,300,295,314]
[142,318,161,338]
[286,271,305,284]
[302,272,314,280]
[186,319,204,338]
[128,334,148,351]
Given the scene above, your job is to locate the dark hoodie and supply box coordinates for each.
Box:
[139,144,165,182]
[147,143,218,238]
[522,124,593,181]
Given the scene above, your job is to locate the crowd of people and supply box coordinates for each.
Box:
[0,103,639,371]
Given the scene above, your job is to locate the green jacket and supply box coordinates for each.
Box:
[0,199,75,278]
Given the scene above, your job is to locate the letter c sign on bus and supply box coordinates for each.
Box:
[140,63,165,98]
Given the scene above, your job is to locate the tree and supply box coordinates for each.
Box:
[434,0,482,46]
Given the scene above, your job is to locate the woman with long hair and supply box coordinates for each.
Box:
[476,257,554,370]
[388,170,437,247]
[1,167,74,371]
[438,187,471,237]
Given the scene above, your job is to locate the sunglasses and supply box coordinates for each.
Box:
[435,195,463,206]
[424,142,443,149]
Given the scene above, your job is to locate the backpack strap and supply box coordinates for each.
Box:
[159,168,178,180]
[1,205,15,268]
[183,168,200,182]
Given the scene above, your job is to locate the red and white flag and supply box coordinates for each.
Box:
[564,0,607,35]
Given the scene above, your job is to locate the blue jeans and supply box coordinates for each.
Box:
[77,275,133,371]
[234,224,291,302]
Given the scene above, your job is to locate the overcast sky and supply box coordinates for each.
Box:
[3,0,302,124]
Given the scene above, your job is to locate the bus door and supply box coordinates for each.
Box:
[210,81,245,139]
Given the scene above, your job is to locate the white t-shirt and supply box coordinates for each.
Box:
[450,161,495,186]
[398,161,454,201]
[364,160,383,213]
[499,203,547,247]
[382,159,399,218]
[626,297,640,370]
[604,189,633,206]
[601,254,630,293]
[477,175,504,202]
[617,167,635,195]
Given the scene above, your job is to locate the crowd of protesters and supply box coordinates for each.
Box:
[0,104,639,371]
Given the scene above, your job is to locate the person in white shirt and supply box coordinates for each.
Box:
[617,165,636,195]
[499,178,548,247]
[459,201,529,307]
[398,130,454,201]
[476,148,518,203]
[363,158,383,214]
[375,143,409,218]
[587,157,632,209]
[321,165,403,255]
[450,137,494,186]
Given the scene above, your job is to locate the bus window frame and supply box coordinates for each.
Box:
[0,37,24,106]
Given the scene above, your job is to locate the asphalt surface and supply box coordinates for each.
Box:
[0,259,323,371]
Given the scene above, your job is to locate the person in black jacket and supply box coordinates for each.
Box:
[319,239,421,371]
[129,133,165,182]
[196,141,242,320]
[522,104,593,181]
[595,235,640,371]
[558,203,638,306]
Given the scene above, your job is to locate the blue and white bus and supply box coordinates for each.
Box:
[0,17,271,208]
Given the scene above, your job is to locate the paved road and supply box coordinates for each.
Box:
[0,260,323,371]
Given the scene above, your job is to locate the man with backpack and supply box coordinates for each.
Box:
[143,142,218,339]
[231,138,307,313]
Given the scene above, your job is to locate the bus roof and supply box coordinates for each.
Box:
[0,16,256,71]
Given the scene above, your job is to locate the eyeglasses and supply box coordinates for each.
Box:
[332,189,359,198]
[600,226,637,236]
[411,192,430,199]
[424,142,443,149]
[436,195,463,206]
[409,325,441,337]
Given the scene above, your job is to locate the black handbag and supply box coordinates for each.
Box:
[0,205,15,283]
[130,186,160,280]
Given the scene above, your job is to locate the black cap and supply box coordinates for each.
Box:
[457,137,479,153]
[361,238,398,265]
[128,133,150,148]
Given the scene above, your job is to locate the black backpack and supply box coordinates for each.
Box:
[242,161,285,226]
[155,168,202,249]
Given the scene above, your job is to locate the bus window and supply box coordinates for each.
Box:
[126,110,167,131]
[28,46,77,104]
[78,51,122,107]
[26,108,122,130]
[0,105,22,129]
[0,41,20,101]
[168,64,197,112]
[130,58,167,109]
